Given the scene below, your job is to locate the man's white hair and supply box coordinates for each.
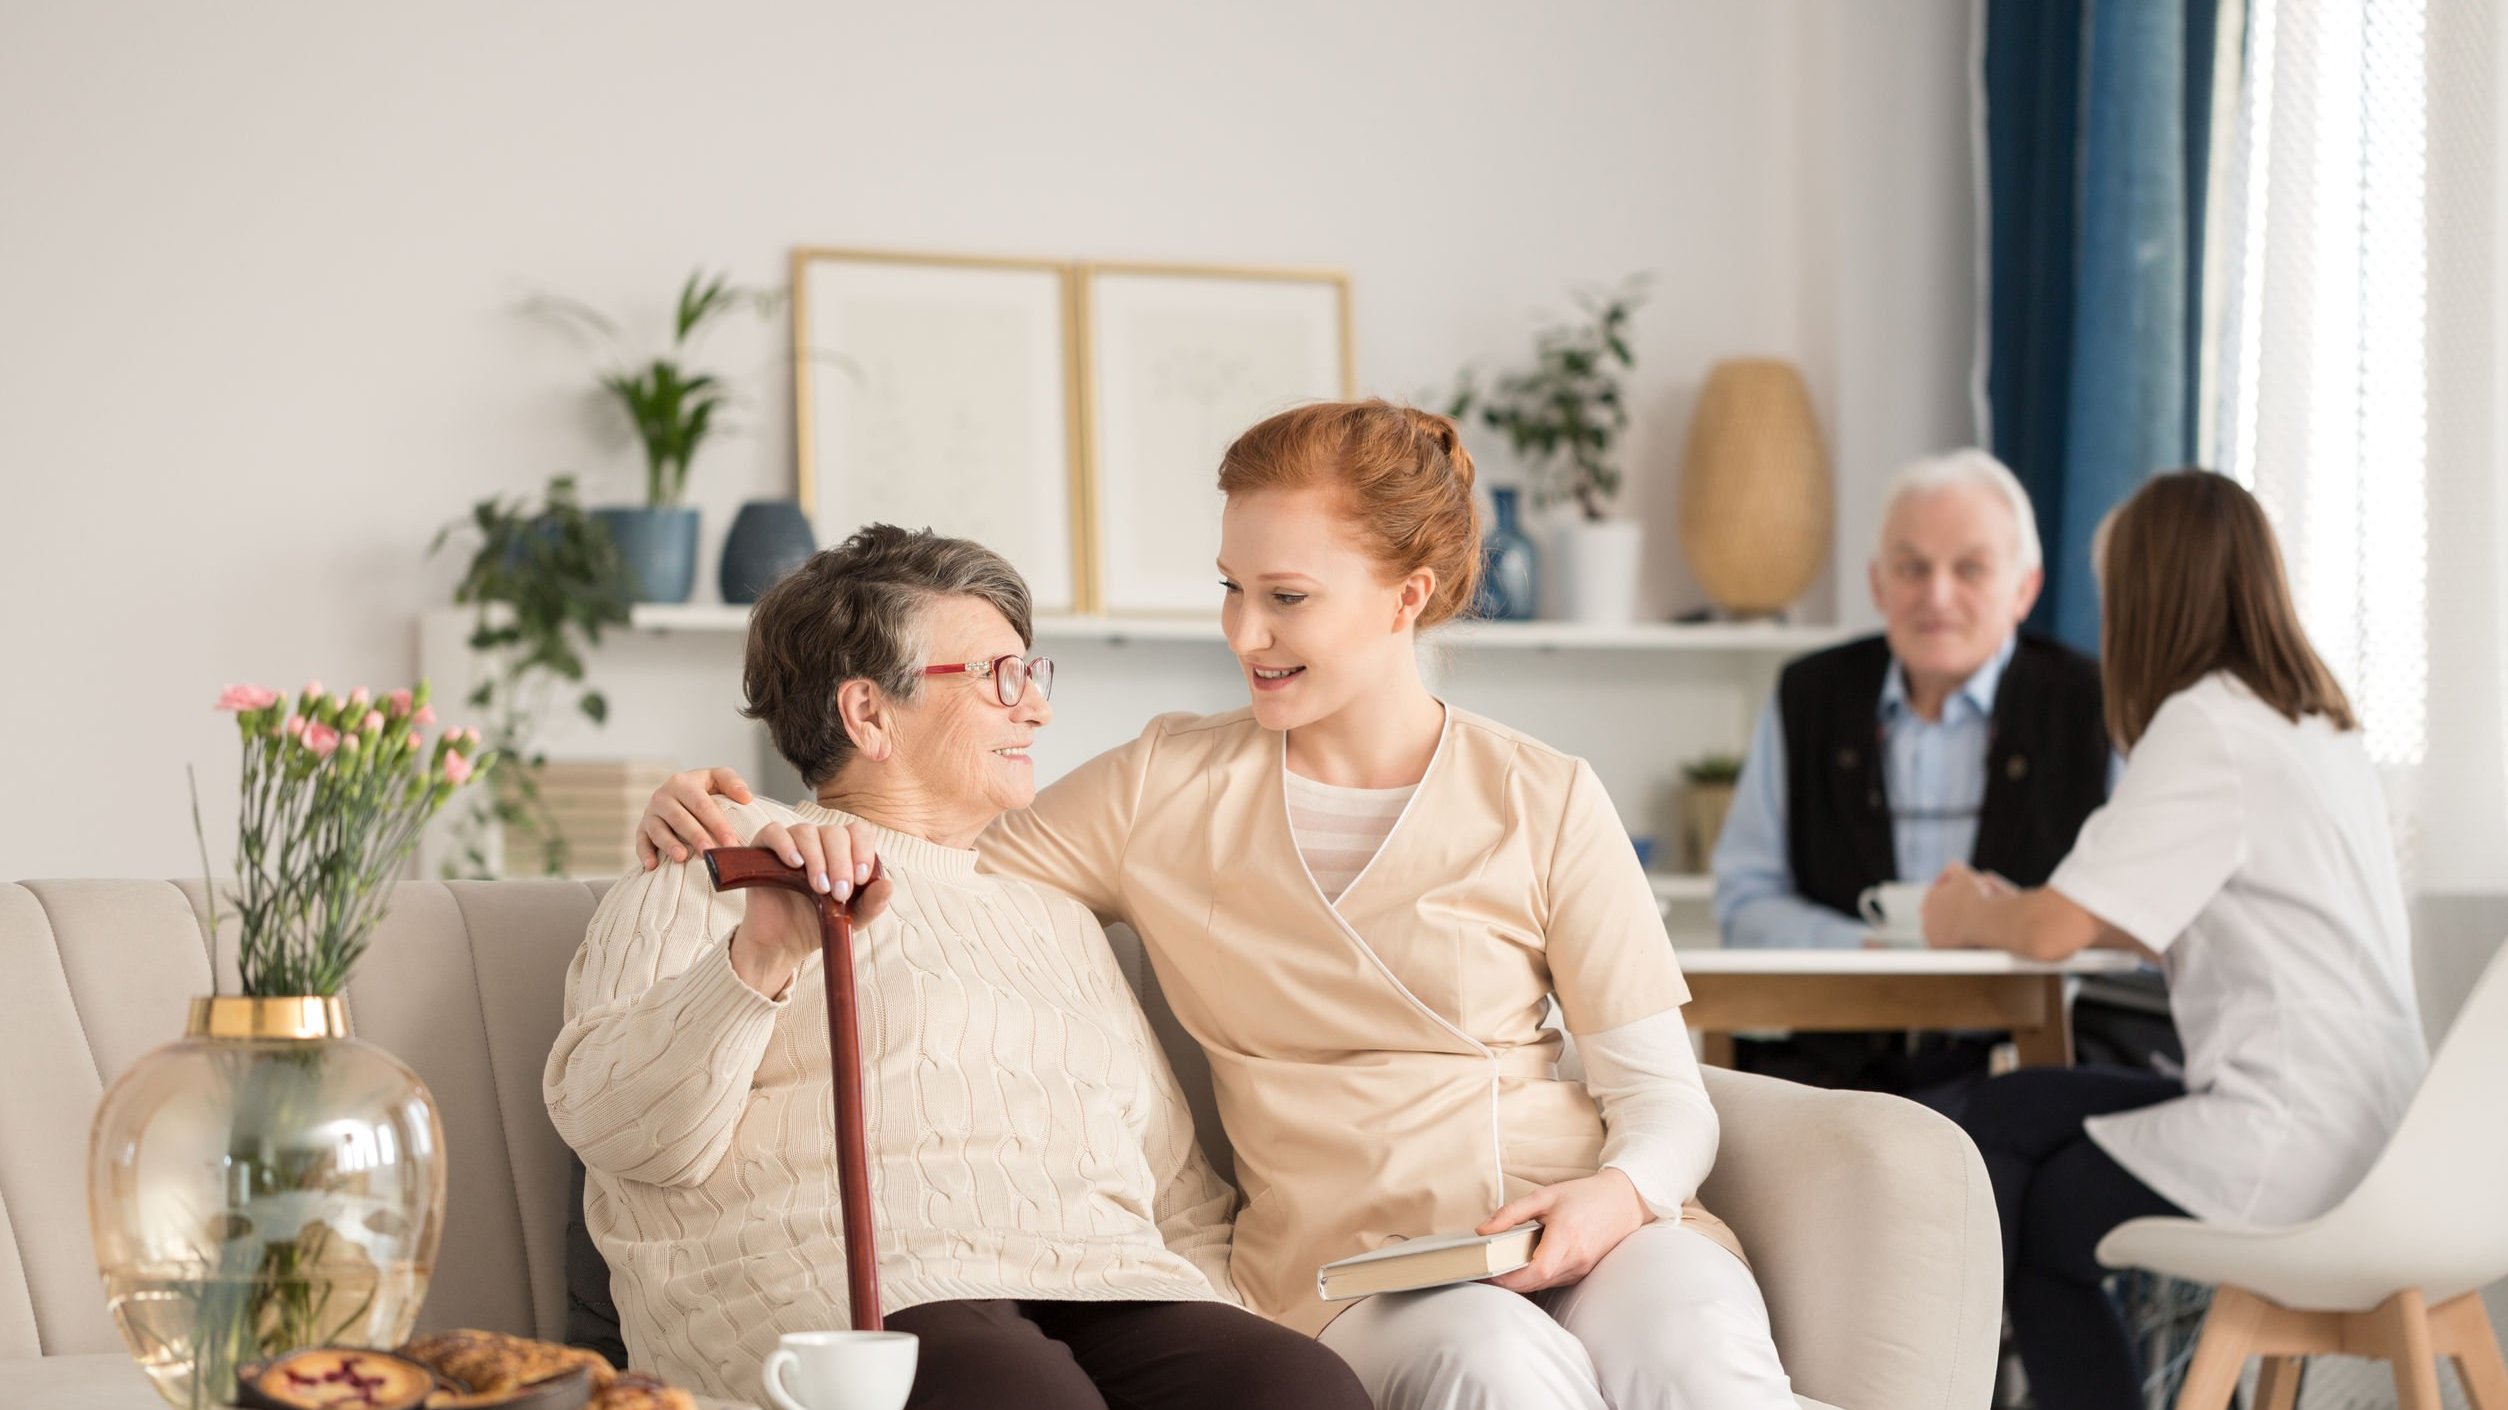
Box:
[1874,448,2043,573]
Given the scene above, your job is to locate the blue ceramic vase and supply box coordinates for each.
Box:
[594,506,701,604]
[1474,487,1539,620]
[720,500,817,604]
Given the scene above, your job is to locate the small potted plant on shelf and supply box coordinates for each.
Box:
[1450,275,1649,624]
[535,268,777,603]
[1680,750,1745,873]
[430,473,636,877]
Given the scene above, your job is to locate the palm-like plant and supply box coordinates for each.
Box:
[538,270,777,506]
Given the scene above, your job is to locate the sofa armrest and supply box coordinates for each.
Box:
[1698,1066,2000,1410]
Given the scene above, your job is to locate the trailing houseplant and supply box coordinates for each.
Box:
[1449,277,1651,624]
[88,683,492,1408]
[535,269,778,602]
[429,473,636,877]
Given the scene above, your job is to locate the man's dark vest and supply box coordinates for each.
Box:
[1779,633,2109,918]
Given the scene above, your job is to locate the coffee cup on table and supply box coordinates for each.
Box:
[760,1330,919,1410]
[1856,881,1931,947]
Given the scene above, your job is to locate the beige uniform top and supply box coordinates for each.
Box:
[978,706,1740,1335]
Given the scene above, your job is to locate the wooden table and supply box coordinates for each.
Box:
[1673,947,2146,1069]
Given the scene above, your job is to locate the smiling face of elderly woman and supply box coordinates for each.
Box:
[742,524,1050,842]
[869,592,1053,824]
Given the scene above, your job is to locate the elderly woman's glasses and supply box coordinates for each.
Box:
[922,653,1055,707]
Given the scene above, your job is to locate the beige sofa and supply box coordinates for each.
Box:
[0,878,2001,1409]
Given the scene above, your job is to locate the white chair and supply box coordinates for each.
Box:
[2095,941,2508,1410]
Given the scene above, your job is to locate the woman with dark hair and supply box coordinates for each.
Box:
[1921,470,2429,1409]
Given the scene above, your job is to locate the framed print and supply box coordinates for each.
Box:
[1080,263,1353,616]
[793,248,1087,614]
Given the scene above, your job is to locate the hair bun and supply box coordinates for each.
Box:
[1403,406,1477,494]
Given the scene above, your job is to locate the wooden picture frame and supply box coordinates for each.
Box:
[1078,262,1354,616]
[792,248,1091,614]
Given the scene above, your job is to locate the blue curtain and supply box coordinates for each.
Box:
[1985,0,2220,650]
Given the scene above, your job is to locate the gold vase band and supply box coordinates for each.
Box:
[184,996,350,1041]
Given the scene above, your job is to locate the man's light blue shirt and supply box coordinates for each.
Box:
[1713,636,2029,950]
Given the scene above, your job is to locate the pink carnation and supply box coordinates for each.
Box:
[216,684,280,712]
[362,710,384,734]
[443,752,475,786]
[348,687,370,708]
[413,705,437,726]
[283,714,306,738]
[302,722,341,758]
[387,688,413,718]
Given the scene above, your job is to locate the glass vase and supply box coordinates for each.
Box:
[88,997,446,1410]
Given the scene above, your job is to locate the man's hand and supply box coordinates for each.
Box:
[1476,1168,1653,1294]
[1922,860,2009,948]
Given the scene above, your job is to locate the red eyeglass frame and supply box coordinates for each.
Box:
[921,653,1055,706]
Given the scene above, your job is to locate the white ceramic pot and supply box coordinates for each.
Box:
[1550,518,1644,624]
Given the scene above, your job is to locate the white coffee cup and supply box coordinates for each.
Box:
[760,1330,919,1410]
[1857,881,1930,946]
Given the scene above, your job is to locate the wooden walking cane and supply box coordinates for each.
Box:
[705,846,887,1332]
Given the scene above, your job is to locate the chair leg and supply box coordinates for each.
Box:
[2253,1355,2303,1410]
[2372,1289,2445,1410]
[2430,1291,2508,1410]
[2176,1287,2267,1410]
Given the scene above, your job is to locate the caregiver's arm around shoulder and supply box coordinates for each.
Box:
[632,713,1181,927]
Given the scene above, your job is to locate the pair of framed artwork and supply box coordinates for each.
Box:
[792,249,1353,617]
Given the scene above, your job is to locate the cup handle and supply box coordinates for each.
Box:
[761,1348,806,1410]
[1858,887,1886,926]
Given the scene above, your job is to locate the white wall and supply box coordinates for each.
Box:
[0,0,1977,880]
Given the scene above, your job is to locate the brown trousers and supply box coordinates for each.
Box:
[886,1297,1368,1410]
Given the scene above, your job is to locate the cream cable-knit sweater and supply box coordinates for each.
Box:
[544,799,1237,1402]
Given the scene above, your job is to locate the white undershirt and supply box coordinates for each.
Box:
[1285,771,1718,1217]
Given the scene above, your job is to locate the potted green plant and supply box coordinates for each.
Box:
[1451,277,1649,624]
[539,269,777,602]
[1680,750,1745,873]
[429,473,636,876]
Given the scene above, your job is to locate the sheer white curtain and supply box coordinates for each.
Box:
[2210,0,2508,894]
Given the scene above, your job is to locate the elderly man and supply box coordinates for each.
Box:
[1711,450,2118,1092]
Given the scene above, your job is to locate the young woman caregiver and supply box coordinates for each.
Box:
[1922,470,2429,1410]
[636,401,1796,1409]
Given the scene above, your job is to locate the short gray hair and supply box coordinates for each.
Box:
[1874,449,2043,572]
[742,524,1034,788]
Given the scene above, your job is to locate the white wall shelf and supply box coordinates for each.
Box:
[425,606,1831,898]
[633,604,1843,655]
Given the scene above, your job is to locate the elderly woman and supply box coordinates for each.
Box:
[542,525,1366,1410]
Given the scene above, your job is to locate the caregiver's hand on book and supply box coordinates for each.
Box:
[1476,1168,1652,1294]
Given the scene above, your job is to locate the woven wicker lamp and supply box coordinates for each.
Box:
[1677,358,1833,617]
